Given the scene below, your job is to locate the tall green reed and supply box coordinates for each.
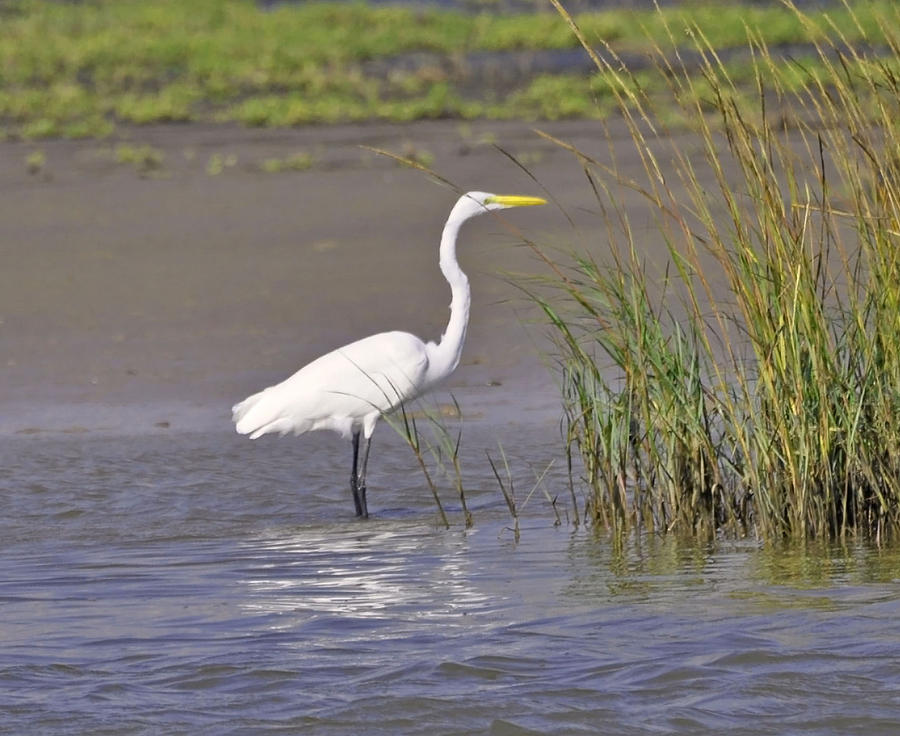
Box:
[385,399,472,529]
[535,0,900,540]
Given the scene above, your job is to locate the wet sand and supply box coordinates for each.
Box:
[1,119,670,436]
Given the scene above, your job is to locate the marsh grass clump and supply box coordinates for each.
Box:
[205,152,237,176]
[533,0,900,541]
[114,142,164,175]
[259,151,315,174]
[25,149,46,176]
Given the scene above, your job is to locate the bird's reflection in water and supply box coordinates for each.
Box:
[237,523,496,628]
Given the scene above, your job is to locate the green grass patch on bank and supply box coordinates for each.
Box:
[524,0,900,541]
[0,0,897,137]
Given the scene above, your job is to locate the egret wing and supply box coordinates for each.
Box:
[233,331,429,438]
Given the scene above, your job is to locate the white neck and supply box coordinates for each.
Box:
[424,215,471,386]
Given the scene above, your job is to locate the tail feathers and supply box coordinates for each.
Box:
[232,387,312,439]
[232,388,276,437]
[247,417,298,439]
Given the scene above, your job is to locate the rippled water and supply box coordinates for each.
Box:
[3,426,900,734]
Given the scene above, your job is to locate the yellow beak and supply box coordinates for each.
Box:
[484,194,547,207]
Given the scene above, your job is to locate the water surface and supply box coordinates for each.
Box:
[3,426,900,734]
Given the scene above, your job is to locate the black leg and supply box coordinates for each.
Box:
[350,431,364,517]
[357,436,372,519]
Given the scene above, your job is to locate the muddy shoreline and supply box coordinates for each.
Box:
[3,119,647,435]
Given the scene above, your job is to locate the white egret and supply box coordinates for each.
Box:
[232,191,546,518]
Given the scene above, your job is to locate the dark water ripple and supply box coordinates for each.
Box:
[2,429,900,734]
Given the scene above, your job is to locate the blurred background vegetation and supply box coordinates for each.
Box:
[1,0,896,138]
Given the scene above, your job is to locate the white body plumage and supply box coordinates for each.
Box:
[233,329,432,441]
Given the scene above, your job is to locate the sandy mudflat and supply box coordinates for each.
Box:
[0,119,672,436]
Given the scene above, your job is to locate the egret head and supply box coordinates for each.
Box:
[448,191,547,225]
